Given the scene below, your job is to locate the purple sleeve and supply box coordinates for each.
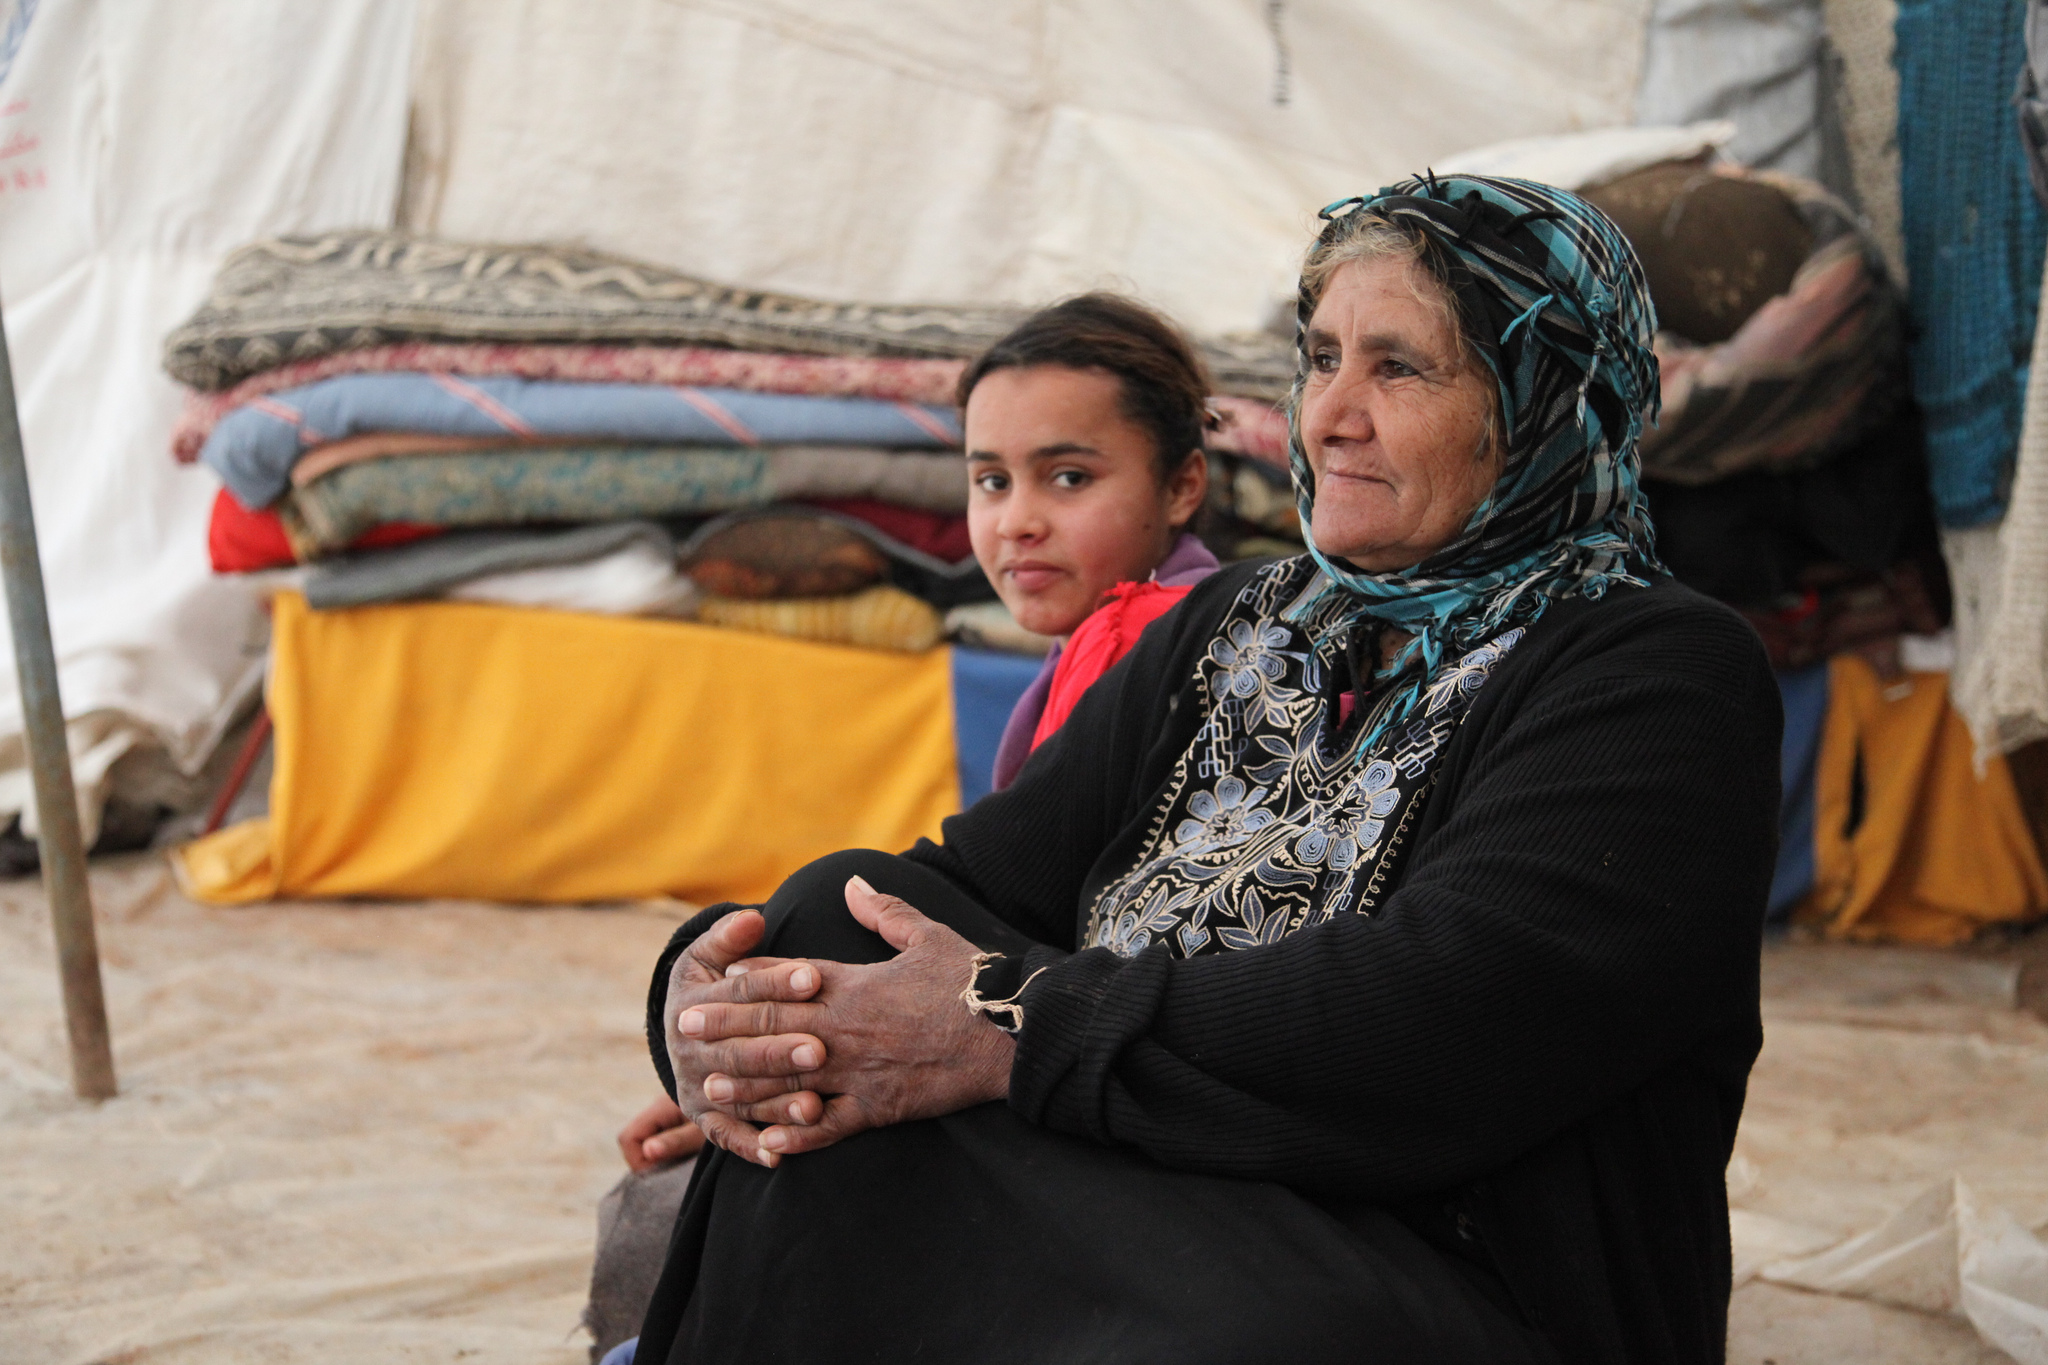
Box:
[991,644,1061,791]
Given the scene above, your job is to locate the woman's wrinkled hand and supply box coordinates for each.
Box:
[616,1094,706,1172]
[674,878,1018,1167]
[662,908,831,1168]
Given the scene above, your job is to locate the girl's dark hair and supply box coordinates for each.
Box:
[956,292,1214,477]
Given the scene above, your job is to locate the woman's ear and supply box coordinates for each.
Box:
[1163,449,1209,529]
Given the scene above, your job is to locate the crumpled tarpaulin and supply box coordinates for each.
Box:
[0,0,413,844]
[1730,942,2048,1364]
[174,593,962,906]
[11,866,2044,1364]
[1749,1175,2048,1362]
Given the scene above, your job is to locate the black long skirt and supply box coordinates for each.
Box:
[634,850,1556,1365]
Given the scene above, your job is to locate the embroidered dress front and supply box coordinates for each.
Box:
[1083,558,1523,959]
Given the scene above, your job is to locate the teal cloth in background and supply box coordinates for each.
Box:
[1896,0,2048,526]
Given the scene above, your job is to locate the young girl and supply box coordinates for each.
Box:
[958,293,1220,789]
[605,294,1221,1262]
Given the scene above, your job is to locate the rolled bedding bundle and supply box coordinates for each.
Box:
[697,586,944,654]
[1580,161,1906,486]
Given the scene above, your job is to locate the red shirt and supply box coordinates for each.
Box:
[1030,580,1194,750]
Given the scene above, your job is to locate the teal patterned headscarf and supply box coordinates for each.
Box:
[1285,173,1666,750]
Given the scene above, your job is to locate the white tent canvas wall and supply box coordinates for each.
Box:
[0,0,1842,840]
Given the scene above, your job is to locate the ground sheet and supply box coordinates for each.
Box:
[3,855,2045,1363]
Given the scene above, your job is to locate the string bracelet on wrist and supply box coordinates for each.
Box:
[959,950,1047,1036]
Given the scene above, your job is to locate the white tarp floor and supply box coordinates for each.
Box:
[3,854,2045,1364]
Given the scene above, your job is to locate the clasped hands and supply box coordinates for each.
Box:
[662,875,1016,1168]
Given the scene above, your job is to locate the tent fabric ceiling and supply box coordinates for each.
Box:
[400,0,1654,338]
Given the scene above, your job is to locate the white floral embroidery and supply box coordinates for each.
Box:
[1292,761,1403,871]
[1094,881,1189,958]
[1172,776,1275,852]
[1207,619,1305,727]
[1422,628,1525,714]
[1081,561,1525,959]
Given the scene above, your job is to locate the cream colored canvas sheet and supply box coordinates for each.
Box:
[1,857,678,1364]
[7,859,2047,1363]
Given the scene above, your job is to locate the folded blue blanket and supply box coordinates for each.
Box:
[202,373,963,508]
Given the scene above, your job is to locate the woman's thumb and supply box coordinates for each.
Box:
[844,875,927,951]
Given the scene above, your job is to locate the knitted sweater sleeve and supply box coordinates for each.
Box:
[999,586,1781,1200]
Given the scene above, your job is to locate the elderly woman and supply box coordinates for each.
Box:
[629,176,1778,1365]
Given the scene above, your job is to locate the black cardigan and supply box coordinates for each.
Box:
[652,561,1779,1365]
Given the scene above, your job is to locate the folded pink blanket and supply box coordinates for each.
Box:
[171,343,969,461]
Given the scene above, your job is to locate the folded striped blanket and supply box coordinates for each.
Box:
[279,446,966,559]
[170,343,970,460]
[203,373,961,509]
[176,344,1296,468]
[163,231,1296,399]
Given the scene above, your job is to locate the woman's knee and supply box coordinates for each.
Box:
[757,849,905,963]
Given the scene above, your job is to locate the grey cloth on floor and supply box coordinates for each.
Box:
[584,1159,696,1364]
[303,520,674,609]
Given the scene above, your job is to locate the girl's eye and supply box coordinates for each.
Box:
[973,471,1009,493]
[1051,469,1090,490]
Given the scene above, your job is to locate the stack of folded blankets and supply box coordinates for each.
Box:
[162,233,1307,907]
[170,218,2032,937]
[169,231,1299,654]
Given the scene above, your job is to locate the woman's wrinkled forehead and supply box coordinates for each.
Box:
[1301,255,1469,368]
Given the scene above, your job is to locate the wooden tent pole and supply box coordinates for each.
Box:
[0,294,116,1101]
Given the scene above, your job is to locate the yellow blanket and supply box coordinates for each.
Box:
[177,593,960,906]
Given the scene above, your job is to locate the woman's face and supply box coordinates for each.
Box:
[965,364,1207,639]
[1299,256,1501,572]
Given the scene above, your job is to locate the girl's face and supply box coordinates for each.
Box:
[964,364,1207,639]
